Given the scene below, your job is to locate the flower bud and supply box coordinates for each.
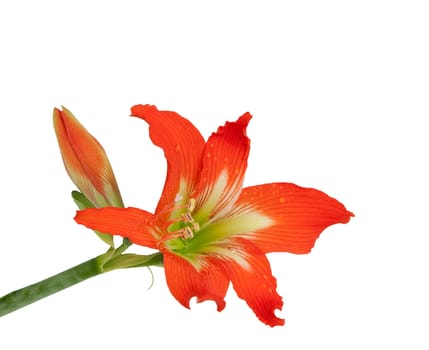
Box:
[53,107,124,208]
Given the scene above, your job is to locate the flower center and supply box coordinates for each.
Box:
[155,198,200,247]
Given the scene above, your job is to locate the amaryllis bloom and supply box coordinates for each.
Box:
[53,107,124,208]
[75,105,353,327]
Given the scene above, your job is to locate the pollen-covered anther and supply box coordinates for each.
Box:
[155,197,197,229]
[156,198,200,246]
[181,211,199,230]
[181,226,194,239]
[191,221,200,232]
[163,225,195,242]
[187,198,196,213]
[157,226,195,246]
[181,212,194,223]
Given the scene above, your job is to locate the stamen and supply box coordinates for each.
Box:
[154,200,192,230]
[154,197,200,246]
[180,208,200,233]
[181,212,194,223]
[156,227,195,247]
[187,198,196,213]
[191,221,200,232]
[181,227,194,239]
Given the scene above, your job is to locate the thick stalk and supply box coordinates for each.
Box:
[0,256,103,317]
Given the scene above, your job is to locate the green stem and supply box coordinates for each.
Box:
[112,238,132,258]
[0,256,103,317]
[0,248,164,318]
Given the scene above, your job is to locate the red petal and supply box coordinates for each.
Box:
[194,113,252,221]
[163,252,229,312]
[221,238,284,327]
[131,105,205,214]
[238,183,354,254]
[74,207,158,248]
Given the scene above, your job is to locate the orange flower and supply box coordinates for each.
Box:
[53,107,124,208]
[75,105,353,326]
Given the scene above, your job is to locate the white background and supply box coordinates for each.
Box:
[1,1,428,348]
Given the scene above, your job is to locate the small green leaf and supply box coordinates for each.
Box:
[72,190,95,209]
[96,247,116,271]
[103,253,164,272]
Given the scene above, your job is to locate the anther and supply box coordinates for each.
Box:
[187,198,196,213]
[191,221,200,232]
[181,227,194,239]
[155,197,200,245]
[181,212,194,223]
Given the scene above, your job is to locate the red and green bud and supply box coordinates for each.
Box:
[53,106,124,208]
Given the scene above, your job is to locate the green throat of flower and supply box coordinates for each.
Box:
[155,197,225,257]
